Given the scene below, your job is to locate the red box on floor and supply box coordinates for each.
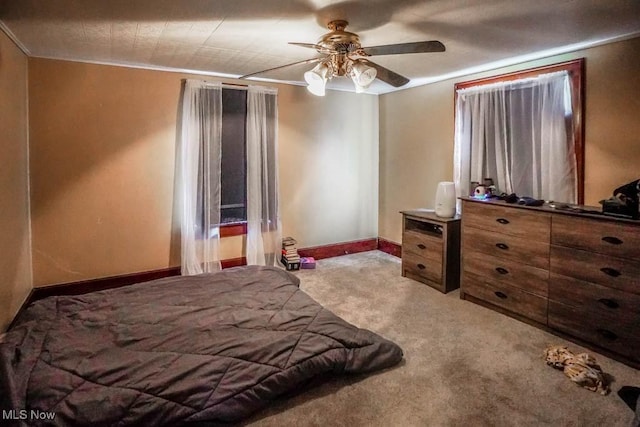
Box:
[300,257,316,269]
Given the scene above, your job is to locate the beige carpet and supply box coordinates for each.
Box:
[242,250,640,427]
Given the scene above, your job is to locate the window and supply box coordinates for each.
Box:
[454,59,585,204]
[194,87,248,236]
[220,88,247,224]
[179,80,280,273]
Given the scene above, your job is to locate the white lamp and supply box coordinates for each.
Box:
[304,62,330,96]
[435,181,456,218]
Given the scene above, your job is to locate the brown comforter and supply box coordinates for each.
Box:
[0,266,403,425]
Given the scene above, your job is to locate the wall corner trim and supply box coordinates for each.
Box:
[377,238,401,258]
[0,21,31,55]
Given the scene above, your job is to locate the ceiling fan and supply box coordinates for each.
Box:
[240,20,445,95]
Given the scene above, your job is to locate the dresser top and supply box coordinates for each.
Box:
[460,196,640,225]
[400,209,461,223]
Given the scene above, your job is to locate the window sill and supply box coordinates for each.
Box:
[220,221,247,238]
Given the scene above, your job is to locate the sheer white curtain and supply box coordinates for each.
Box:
[454,71,577,210]
[246,86,281,266]
[178,79,223,275]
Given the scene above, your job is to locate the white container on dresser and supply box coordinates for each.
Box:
[460,197,640,368]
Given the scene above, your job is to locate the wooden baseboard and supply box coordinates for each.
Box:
[11,238,381,330]
[8,266,182,331]
[298,238,378,259]
[30,267,182,303]
[26,239,380,305]
[221,257,246,269]
[377,238,401,258]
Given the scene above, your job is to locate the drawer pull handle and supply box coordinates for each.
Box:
[494,291,508,299]
[600,267,621,277]
[495,243,509,250]
[496,218,510,225]
[495,267,509,275]
[596,329,618,341]
[602,236,623,245]
[417,244,427,250]
[417,263,426,270]
[598,298,619,309]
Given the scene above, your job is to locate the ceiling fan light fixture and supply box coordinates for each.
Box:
[350,60,377,88]
[242,20,444,92]
[304,62,328,84]
[304,62,330,96]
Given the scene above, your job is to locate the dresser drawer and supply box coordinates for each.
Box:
[403,229,443,263]
[552,215,640,261]
[550,245,640,295]
[462,271,547,324]
[548,301,640,363]
[463,227,549,269]
[464,250,548,297]
[402,251,442,284]
[549,273,640,323]
[462,201,550,243]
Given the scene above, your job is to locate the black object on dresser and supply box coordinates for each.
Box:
[460,197,640,368]
[400,210,461,293]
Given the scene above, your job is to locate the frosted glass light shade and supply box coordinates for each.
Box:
[435,181,456,218]
[306,81,326,96]
[351,60,377,87]
[304,62,330,96]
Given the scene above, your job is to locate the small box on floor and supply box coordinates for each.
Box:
[300,257,316,269]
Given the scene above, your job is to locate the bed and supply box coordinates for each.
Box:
[0,266,403,425]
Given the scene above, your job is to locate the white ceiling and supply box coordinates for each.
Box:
[1,0,639,94]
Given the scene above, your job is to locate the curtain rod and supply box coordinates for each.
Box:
[183,78,246,89]
[222,82,248,90]
[456,70,569,95]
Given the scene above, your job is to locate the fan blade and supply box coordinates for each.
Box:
[361,59,410,87]
[240,58,322,79]
[289,42,320,49]
[289,42,336,55]
[362,41,445,56]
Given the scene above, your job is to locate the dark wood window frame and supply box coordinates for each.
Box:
[220,222,247,238]
[454,58,585,204]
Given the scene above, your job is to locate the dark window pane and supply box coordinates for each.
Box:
[221,88,247,223]
[220,206,246,224]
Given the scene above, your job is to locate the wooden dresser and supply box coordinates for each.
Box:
[460,197,640,367]
[400,210,461,293]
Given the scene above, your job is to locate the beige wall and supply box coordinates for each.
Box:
[0,30,32,331]
[28,59,379,286]
[279,88,379,247]
[379,36,640,244]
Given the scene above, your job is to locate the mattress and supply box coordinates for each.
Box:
[0,266,403,425]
